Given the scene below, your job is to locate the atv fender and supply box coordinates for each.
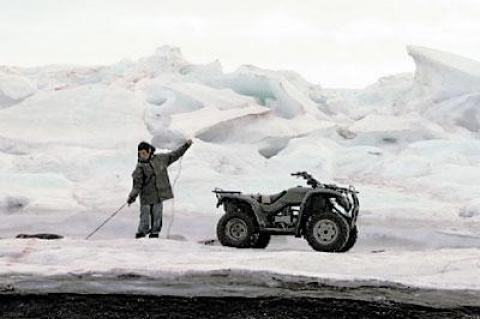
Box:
[295,189,349,237]
[217,194,267,228]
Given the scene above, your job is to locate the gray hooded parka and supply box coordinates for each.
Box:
[128,142,191,205]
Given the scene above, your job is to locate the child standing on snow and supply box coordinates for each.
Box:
[127,140,192,238]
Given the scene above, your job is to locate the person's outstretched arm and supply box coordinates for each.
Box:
[167,139,193,166]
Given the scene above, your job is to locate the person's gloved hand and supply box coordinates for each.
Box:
[127,195,136,205]
[186,138,193,146]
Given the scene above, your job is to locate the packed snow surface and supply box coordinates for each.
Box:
[1,239,480,293]
[1,45,480,295]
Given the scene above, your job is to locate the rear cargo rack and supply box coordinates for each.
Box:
[212,187,241,194]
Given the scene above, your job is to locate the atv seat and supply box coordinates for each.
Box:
[257,191,286,205]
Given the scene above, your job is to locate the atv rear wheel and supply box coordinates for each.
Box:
[339,225,358,253]
[305,212,349,252]
[217,211,256,248]
[252,233,271,249]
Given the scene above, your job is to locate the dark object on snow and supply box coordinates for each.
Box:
[213,171,360,252]
[16,233,63,240]
[199,239,217,246]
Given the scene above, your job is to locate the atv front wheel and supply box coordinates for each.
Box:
[339,225,358,253]
[252,233,271,249]
[305,212,349,252]
[217,211,256,248]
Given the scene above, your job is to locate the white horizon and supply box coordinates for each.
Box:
[0,0,479,88]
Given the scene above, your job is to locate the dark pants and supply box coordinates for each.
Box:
[137,202,163,235]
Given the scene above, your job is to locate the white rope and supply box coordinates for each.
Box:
[166,155,184,238]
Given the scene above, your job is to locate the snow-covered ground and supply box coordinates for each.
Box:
[1,45,480,301]
[1,239,480,306]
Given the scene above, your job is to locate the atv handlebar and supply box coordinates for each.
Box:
[290,171,358,194]
[291,171,308,177]
[291,171,320,188]
[291,171,313,179]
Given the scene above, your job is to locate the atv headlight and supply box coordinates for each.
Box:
[329,197,351,217]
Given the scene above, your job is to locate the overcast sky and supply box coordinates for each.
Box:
[0,0,479,88]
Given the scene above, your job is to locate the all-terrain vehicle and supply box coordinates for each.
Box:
[213,171,359,252]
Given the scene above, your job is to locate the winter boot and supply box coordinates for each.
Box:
[135,233,146,239]
[149,233,159,238]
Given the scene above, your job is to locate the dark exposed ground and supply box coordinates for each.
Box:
[1,294,480,319]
